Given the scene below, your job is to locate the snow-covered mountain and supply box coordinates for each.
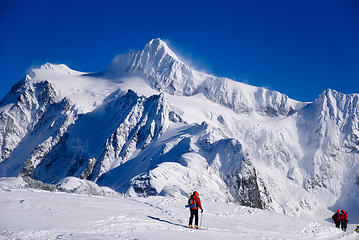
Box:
[0,38,358,221]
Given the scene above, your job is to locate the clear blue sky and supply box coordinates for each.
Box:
[1,0,358,102]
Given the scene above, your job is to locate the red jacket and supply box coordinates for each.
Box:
[189,195,203,210]
[340,212,348,221]
[332,213,341,222]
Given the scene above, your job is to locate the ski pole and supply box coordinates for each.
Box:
[200,211,203,228]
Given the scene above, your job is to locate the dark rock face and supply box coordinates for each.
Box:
[223,159,265,209]
[131,173,158,196]
[197,136,268,209]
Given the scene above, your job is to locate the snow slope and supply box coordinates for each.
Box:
[0,182,358,240]
[0,38,358,224]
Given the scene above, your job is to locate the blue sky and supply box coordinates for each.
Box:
[1,0,358,102]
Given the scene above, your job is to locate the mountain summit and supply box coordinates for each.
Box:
[106,38,305,116]
[0,38,358,221]
[143,38,180,61]
[106,38,181,77]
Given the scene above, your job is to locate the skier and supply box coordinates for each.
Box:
[355,225,359,233]
[188,191,203,229]
[331,209,341,228]
[340,209,348,231]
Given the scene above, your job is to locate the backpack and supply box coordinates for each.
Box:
[188,194,197,207]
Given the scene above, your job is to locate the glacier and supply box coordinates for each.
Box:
[0,38,358,222]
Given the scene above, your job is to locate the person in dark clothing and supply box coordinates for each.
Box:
[188,191,203,228]
[332,209,341,228]
[340,209,348,231]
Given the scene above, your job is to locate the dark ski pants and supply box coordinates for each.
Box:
[189,209,199,226]
[334,220,340,228]
[341,220,348,231]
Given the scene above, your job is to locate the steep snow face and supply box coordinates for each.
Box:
[106,38,204,96]
[30,90,171,183]
[294,89,359,214]
[0,79,77,175]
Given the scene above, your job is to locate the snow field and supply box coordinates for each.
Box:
[1,188,357,240]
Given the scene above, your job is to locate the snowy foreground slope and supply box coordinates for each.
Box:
[0,179,358,240]
[0,38,359,224]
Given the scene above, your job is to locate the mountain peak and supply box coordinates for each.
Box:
[39,63,70,71]
[146,38,166,48]
[28,63,83,77]
[105,38,183,77]
[143,38,179,61]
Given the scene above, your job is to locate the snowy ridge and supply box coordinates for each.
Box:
[296,88,359,191]
[107,38,305,116]
[106,38,203,96]
[0,79,76,171]
[295,89,359,216]
[29,90,170,183]
[315,89,359,154]
[28,63,123,113]
[0,38,358,224]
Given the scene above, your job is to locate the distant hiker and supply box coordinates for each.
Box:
[332,209,341,228]
[340,209,348,231]
[188,191,203,229]
[355,225,359,233]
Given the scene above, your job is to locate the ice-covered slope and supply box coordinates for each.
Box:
[0,79,77,174]
[295,89,359,216]
[0,38,358,222]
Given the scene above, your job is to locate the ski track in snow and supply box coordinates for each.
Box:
[0,189,357,240]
